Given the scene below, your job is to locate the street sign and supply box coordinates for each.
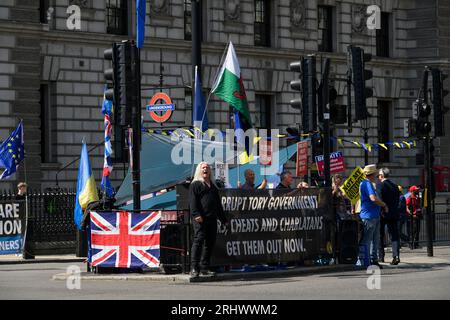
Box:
[146,92,175,123]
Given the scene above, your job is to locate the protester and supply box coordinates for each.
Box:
[189,162,228,278]
[406,185,422,249]
[377,168,401,265]
[332,174,350,215]
[240,169,267,190]
[16,182,27,200]
[397,185,409,246]
[359,164,388,268]
[276,171,294,189]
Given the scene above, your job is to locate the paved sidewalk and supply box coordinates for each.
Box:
[0,254,85,265]
[4,246,450,283]
[380,245,450,266]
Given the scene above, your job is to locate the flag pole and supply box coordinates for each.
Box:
[201,42,230,125]
[20,119,30,258]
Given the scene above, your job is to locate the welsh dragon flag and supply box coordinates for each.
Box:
[211,42,252,127]
[211,42,253,164]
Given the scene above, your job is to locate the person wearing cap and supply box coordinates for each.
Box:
[406,185,422,249]
[397,185,409,246]
[359,164,388,268]
[377,168,401,265]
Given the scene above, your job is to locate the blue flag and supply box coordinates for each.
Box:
[193,65,208,133]
[0,121,25,179]
[136,0,146,48]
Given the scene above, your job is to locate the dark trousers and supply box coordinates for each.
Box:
[191,218,217,271]
[410,216,421,248]
[379,219,400,259]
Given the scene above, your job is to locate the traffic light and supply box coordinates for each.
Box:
[311,133,323,158]
[104,41,137,127]
[348,46,373,120]
[289,59,303,110]
[289,55,317,133]
[416,100,432,137]
[430,140,435,167]
[431,68,449,137]
[104,41,140,163]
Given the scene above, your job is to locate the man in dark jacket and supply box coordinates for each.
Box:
[189,162,228,278]
[377,168,401,265]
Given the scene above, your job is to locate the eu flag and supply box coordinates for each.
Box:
[0,121,25,179]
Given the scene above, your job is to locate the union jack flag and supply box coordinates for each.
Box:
[101,86,114,197]
[90,211,161,269]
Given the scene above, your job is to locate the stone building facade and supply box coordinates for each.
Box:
[0,0,449,192]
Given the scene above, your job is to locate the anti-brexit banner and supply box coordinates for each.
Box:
[211,188,334,265]
[0,200,26,255]
[314,151,345,176]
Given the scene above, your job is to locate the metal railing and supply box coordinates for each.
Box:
[383,196,450,246]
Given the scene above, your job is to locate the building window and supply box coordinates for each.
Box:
[376,12,390,57]
[39,0,49,23]
[106,0,128,35]
[255,94,273,129]
[40,83,56,163]
[254,0,271,47]
[377,100,391,163]
[318,6,333,52]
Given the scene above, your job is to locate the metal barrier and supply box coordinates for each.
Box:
[383,204,450,248]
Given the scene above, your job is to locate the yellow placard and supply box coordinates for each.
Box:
[339,166,365,205]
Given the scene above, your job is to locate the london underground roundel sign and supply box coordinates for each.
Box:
[146,92,175,123]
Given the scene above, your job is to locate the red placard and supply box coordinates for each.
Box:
[259,140,272,166]
[296,141,309,177]
[314,151,346,176]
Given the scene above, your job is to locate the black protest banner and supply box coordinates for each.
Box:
[0,200,26,255]
[211,188,334,265]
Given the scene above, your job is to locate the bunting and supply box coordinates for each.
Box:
[141,127,419,152]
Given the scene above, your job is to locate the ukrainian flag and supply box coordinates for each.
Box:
[74,142,99,230]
